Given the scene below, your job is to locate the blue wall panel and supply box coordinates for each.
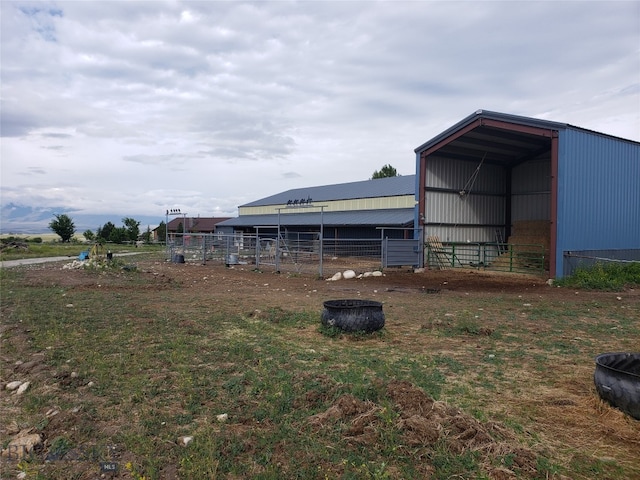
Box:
[556,129,640,276]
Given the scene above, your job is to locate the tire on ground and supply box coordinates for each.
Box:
[321,299,385,333]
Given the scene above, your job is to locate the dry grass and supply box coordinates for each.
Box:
[1,258,638,479]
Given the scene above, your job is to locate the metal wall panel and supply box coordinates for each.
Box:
[556,129,640,276]
[422,130,639,278]
[512,158,551,194]
[425,157,505,192]
[240,195,414,215]
[511,158,551,221]
[424,225,499,243]
[511,193,550,221]
[424,191,505,224]
[424,157,506,244]
[383,239,421,267]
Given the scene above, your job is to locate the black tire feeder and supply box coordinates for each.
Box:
[321,299,385,333]
[594,352,640,420]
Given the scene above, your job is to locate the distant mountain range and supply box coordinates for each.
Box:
[1,203,163,235]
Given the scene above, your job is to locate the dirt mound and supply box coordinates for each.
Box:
[308,380,541,479]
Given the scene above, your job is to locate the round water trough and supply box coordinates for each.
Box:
[321,299,385,333]
[594,352,640,420]
[172,254,185,264]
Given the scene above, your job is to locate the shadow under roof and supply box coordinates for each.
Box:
[415,110,569,167]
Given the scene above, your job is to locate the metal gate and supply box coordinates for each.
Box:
[382,238,421,268]
[169,233,385,276]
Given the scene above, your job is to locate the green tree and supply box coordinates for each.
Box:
[371,164,399,179]
[141,225,152,243]
[122,217,141,242]
[49,214,76,242]
[108,227,127,244]
[83,229,95,242]
[156,221,166,244]
[96,222,116,242]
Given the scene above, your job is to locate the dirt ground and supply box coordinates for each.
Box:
[12,258,567,317]
[2,258,639,479]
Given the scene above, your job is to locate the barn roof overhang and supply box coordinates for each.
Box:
[415,110,564,167]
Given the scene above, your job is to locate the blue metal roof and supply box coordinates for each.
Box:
[218,208,415,228]
[242,175,415,207]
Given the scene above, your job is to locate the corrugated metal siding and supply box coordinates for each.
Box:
[425,157,505,192]
[423,157,506,239]
[425,192,505,224]
[240,195,414,215]
[424,225,498,243]
[383,239,421,267]
[512,158,551,194]
[556,129,640,276]
[511,194,550,221]
[511,158,551,221]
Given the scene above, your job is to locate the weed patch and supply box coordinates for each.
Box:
[556,261,640,290]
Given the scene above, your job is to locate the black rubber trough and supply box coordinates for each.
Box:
[594,352,640,420]
[321,299,385,333]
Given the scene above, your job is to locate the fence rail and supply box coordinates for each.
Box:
[563,249,640,277]
[167,234,547,276]
[167,233,384,276]
[425,241,546,275]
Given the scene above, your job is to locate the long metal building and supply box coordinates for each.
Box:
[414,110,640,278]
[218,175,416,239]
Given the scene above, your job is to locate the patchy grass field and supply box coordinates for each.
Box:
[1,256,639,479]
[0,237,163,262]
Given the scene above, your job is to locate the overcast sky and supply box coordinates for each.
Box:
[2,1,639,232]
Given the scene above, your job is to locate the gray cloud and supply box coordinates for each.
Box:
[1,0,638,233]
[25,167,47,175]
[282,171,301,179]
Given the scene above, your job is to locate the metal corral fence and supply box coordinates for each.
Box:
[563,249,640,277]
[168,234,548,276]
[167,233,384,277]
[425,241,547,275]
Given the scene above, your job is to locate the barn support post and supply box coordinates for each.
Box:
[319,207,324,278]
[505,167,512,241]
[276,209,281,273]
[550,132,559,278]
[417,151,427,267]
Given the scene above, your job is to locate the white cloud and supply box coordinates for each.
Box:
[1,0,638,232]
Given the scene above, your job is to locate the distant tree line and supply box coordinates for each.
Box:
[49,214,152,244]
[48,165,399,243]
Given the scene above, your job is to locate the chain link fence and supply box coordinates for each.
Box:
[167,233,384,277]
